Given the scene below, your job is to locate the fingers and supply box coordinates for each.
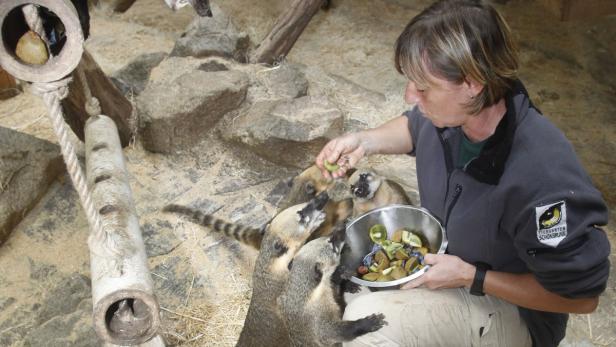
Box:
[423,253,437,265]
[401,275,425,289]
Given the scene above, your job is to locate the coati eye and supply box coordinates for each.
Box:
[313,263,323,283]
[305,183,316,196]
[287,260,294,270]
[274,241,289,256]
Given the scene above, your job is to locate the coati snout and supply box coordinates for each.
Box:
[349,170,382,201]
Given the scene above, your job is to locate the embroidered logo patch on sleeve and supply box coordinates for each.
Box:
[535,201,567,247]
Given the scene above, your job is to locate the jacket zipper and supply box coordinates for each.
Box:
[437,128,461,227]
[445,184,462,228]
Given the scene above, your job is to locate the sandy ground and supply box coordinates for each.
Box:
[0,0,615,346]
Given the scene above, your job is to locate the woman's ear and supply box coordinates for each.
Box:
[464,77,484,98]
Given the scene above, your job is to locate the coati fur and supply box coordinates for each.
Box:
[279,222,387,347]
[279,164,354,240]
[348,168,412,217]
[165,193,330,346]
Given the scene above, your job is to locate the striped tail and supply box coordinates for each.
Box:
[163,204,263,249]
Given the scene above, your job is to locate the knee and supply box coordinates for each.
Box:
[343,292,386,321]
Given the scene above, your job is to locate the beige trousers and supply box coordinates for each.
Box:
[342,287,532,347]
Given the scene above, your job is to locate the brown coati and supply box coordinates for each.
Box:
[165,192,330,347]
[348,168,412,217]
[279,222,387,347]
[279,164,354,240]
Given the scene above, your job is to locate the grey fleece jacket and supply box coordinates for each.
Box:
[405,80,610,346]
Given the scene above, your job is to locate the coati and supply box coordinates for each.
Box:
[164,0,213,16]
[164,192,330,347]
[279,164,354,240]
[279,222,387,347]
[348,168,412,217]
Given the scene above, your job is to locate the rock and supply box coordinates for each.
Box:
[304,67,390,130]
[36,273,91,325]
[0,127,64,245]
[24,301,97,347]
[170,5,250,63]
[222,96,343,168]
[142,218,183,257]
[111,52,167,96]
[138,57,249,153]
[253,63,309,100]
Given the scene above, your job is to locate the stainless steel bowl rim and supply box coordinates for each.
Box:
[346,204,448,288]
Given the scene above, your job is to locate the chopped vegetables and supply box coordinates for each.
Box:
[369,224,388,245]
[323,160,340,172]
[358,225,429,282]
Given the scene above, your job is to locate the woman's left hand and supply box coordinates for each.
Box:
[401,254,476,290]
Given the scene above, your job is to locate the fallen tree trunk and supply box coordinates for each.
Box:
[85,114,160,346]
[251,0,326,65]
[62,49,133,147]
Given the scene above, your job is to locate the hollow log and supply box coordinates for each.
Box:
[62,49,133,147]
[251,0,326,65]
[104,335,166,347]
[85,114,160,346]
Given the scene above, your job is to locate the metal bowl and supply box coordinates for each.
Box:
[341,205,447,288]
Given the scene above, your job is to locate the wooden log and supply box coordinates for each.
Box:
[0,67,20,100]
[85,114,160,346]
[251,0,326,65]
[62,49,133,147]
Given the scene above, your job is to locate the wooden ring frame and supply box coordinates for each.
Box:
[0,0,83,83]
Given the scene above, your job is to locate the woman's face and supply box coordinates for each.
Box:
[404,73,477,128]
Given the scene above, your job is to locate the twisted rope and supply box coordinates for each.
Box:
[76,64,102,117]
[21,5,51,54]
[30,79,107,245]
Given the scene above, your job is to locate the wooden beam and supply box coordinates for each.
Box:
[251,0,326,65]
[61,49,133,147]
[0,67,20,100]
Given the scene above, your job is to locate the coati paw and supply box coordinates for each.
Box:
[342,280,361,293]
[362,313,387,333]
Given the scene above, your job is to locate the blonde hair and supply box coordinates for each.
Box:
[395,0,519,114]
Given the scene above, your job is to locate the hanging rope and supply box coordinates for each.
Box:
[22,7,129,267]
[21,5,52,54]
[29,79,107,249]
[76,65,102,117]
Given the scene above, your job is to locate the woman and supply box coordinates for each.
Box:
[315,1,610,346]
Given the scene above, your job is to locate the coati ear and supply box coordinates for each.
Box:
[313,263,323,283]
[345,168,357,178]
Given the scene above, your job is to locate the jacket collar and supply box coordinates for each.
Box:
[463,80,534,185]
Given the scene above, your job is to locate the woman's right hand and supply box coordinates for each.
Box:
[316,132,367,179]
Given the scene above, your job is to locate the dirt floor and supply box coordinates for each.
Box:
[0,0,615,346]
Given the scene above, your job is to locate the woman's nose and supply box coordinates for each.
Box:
[405,81,420,104]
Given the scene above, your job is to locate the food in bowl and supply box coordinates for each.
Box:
[358,224,429,281]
